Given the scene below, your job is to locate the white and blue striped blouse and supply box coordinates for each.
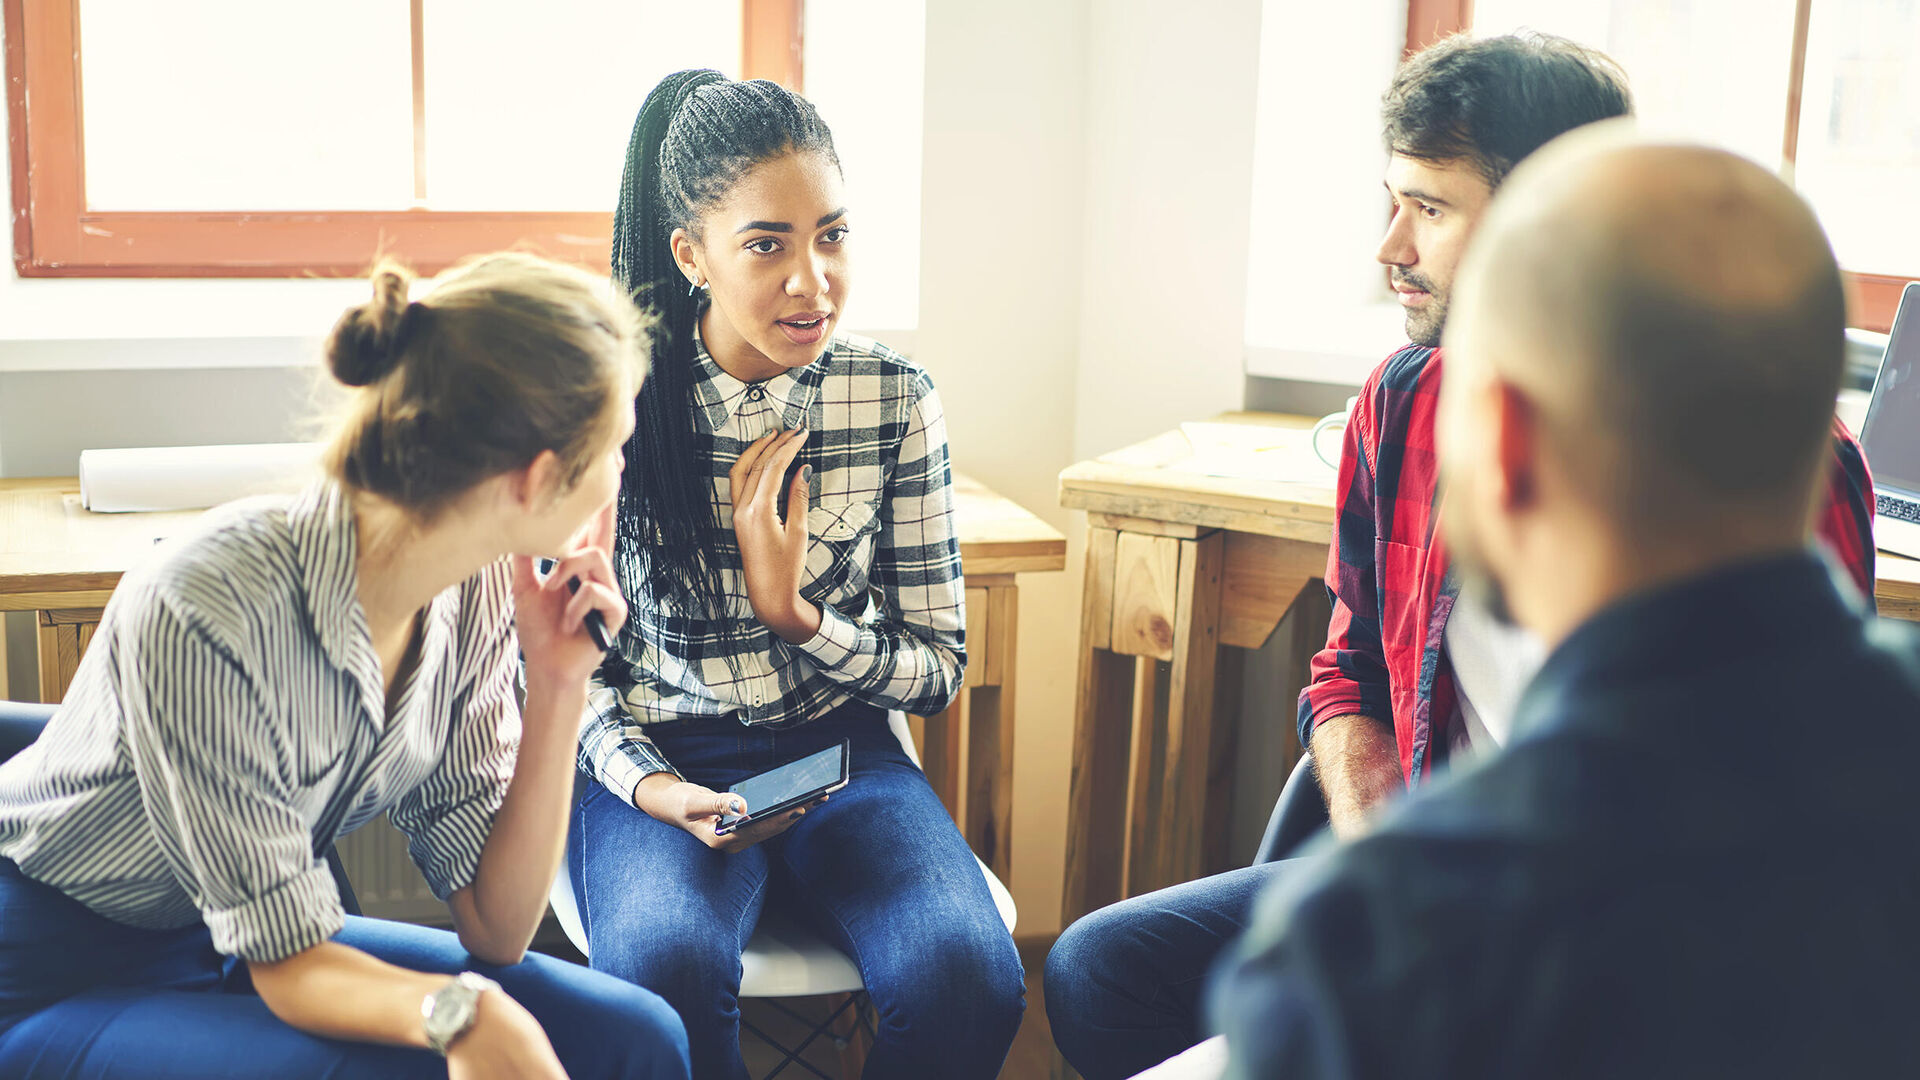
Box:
[0,481,520,964]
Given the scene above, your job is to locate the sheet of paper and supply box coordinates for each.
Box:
[1168,422,1337,484]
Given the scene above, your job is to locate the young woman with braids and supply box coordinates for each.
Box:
[0,254,690,1079]
[568,71,1024,1079]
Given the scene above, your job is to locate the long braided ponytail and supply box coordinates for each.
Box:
[612,70,840,649]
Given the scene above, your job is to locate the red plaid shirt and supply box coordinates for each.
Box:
[1297,344,1878,783]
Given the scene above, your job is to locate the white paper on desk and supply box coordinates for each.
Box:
[79,443,322,513]
[1169,422,1336,484]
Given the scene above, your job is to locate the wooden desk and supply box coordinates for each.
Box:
[0,473,1065,886]
[0,480,201,703]
[1057,411,1920,925]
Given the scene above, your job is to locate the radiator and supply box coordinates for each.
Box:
[334,815,452,925]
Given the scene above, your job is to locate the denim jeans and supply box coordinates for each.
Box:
[1046,860,1311,1080]
[0,858,689,1078]
[568,701,1025,1080]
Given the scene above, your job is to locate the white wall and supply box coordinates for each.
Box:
[916,0,1090,933]
[920,0,1276,934]
[1072,0,1266,462]
[927,0,1273,932]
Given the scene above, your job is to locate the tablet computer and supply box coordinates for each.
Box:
[713,739,851,835]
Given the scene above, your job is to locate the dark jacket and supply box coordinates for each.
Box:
[1224,552,1920,1079]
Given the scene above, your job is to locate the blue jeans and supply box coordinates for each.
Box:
[0,857,689,1078]
[568,702,1025,1080]
[1046,860,1308,1080]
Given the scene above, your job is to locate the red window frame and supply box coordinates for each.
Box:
[4,0,804,278]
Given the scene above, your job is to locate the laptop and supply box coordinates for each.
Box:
[1862,281,1920,560]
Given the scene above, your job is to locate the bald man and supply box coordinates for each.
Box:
[1209,130,1920,1079]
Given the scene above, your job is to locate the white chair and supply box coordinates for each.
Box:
[549,711,1017,1078]
[1130,1035,1229,1080]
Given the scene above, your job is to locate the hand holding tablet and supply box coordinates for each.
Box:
[714,740,851,836]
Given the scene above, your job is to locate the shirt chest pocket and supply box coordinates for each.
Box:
[804,496,883,601]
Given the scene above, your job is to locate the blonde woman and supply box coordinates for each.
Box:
[0,255,688,1079]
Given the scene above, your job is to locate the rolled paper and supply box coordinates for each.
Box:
[79,443,322,513]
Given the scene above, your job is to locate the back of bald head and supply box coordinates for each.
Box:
[1448,122,1847,542]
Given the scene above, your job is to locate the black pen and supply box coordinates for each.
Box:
[536,558,611,652]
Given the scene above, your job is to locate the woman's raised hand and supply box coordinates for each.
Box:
[512,500,627,692]
[727,428,821,643]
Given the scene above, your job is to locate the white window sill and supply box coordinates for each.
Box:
[0,336,327,373]
[0,276,373,346]
[0,275,915,372]
[1244,301,1407,387]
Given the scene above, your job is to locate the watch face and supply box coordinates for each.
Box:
[425,973,500,1054]
[425,978,482,1053]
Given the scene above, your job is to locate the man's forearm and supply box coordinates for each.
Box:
[1309,713,1404,839]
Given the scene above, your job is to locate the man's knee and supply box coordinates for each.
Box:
[1047,900,1146,1006]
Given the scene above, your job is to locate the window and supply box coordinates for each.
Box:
[1244,0,1913,383]
[1241,0,1408,367]
[1467,0,1920,331]
[5,0,799,277]
[1790,0,1920,311]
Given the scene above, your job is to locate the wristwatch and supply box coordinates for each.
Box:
[422,971,500,1056]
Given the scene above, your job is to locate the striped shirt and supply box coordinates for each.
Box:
[579,330,966,803]
[0,481,520,964]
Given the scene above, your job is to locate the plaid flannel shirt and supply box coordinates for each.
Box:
[578,330,967,803]
[1296,344,1878,784]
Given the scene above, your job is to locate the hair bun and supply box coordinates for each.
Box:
[326,263,419,387]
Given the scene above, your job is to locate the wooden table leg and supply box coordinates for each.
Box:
[1068,528,1327,917]
[35,612,80,705]
[965,580,1018,884]
[1122,656,1166,897]
[919,696,966,824]
[33,608,104,705]
[1146,532,1227,890]
[1207,645,1248,872]
[1061,528,1136,927]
